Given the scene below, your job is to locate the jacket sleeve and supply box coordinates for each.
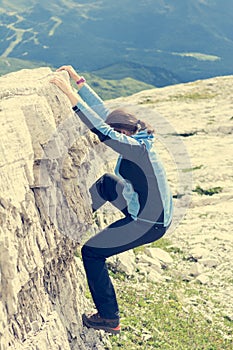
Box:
[78,84,109,121]
[73,102,144,158]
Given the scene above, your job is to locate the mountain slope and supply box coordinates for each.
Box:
[0,57,156,99]
[92,62,180,87]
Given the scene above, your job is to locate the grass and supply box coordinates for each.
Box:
[91,62,179,88]
[109,277,233,349]
[79,237,232,349]
[169,92,217,101]
[83,73,155,100]
[0,57,51,75]
[182,165,203,173]
[192,185,223,196]
[133,237,175,256]
[138,91,217,105]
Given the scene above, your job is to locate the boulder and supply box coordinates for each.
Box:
[108,250,136,276]
[144,247,173,266]
[136,254,163,273]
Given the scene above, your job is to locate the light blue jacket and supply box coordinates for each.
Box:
[73,84,173,227]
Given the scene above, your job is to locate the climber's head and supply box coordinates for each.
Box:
[106,109,154,135]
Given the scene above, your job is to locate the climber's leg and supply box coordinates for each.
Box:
[81,214,166,321]
[89,173,128,216]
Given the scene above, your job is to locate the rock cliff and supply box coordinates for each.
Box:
[0,68,108,350]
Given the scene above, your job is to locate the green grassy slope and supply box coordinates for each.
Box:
[0,58,155,100]
[0,57,50,76]
[92,62,180,87]
[83,72,155,100]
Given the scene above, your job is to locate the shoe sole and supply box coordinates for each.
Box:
[82,314,121,334]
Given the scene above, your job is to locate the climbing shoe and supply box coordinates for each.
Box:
[82,312,121,334]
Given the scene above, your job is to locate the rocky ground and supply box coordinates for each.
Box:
[92,75,233,346]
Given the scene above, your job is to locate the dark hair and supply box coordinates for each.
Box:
[106,109,154,134]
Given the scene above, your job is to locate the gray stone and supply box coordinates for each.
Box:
[196,274,210,285]
[224,313,233,322]
[136,262,149,276]
[137,254,163,273]
[144,247,173,265]
[189,263,203,277]
[108,250,136,276]
[189,247,210,260]
[200,259,218,268]
[147,270,164,283]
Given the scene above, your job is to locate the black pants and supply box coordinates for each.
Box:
[81,173,167,319]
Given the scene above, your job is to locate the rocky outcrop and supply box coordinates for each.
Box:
[0,68,108,350]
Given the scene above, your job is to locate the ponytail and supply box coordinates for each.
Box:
[106,109,154,135]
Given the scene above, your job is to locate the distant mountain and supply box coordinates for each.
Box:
[0,57,50,75]
[0,0,233,85]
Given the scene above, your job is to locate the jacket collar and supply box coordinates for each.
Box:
[131,130,154,150]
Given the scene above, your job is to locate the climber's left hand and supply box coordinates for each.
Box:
[50,75,79,107]
[50,75,73,96]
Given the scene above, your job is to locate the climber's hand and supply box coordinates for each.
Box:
[50,75,73,95]
[56,65,80,81]
[50,76,79,107]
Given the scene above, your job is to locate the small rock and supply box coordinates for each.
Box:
[31,321,40,332]
[137,254,162,273]
[144,247,173,265]
[182,306,190,314]
[164,275,172,282]
[181,274,193,282]
[224,314,233,322]
[147,270,164,283]
[108,250,136,276]
[189,247,210,260]
[196,274,210,285]
[136,263,149,276]
[189,263,203,277]
[200,259,218,268]
[142,333,153,341]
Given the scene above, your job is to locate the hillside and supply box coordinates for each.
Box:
[0,0,233,84]
[106,73,233,348]
[0,57,155,99]
[92,62,180,87]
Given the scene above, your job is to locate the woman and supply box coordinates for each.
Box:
[50,65,173,335]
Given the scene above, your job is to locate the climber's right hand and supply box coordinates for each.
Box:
[56,65,80,82]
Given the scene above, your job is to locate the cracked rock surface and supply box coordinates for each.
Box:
[0,68,108,350]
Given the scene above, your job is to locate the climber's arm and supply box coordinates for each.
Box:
[56,65,109,120]
[50,75,141,153]
[72,102,143,158]
[78,84,109,121]
[50,75,79,106]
